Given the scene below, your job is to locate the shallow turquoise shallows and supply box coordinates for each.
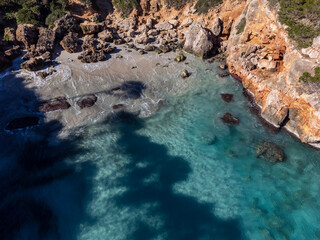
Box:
[1,59,320,240]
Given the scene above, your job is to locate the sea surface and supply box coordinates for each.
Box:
[0,55,320,240]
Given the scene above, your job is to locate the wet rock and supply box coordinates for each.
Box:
[221,93,233,103]
[98,30,114,42]
[16,24,39,49]
[5,116,40,130]
[112,104,125,110]
[37,69,56,79]
[76,95,97,109]
[212,18,223,37]
[21,57,45,71]
[184,23,216,59]
[38,97,71,112]
[174,52,186,62]
[219,64,227,70]
[53,14,80,39]
[4,27,16,42]
[255,141,285,163]
[221,113,239,124]
[219,72,230,78]
[60,32,79,53]
[181,70,190,78]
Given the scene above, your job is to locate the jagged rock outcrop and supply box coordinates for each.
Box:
[80,21,105,35]
[16,24,39,49]
[184,23,216,59]
[53,14,80,39]
[36,27,56,55]
[60,32,80,53]
[20,57,45,71]
[227,0,320,147]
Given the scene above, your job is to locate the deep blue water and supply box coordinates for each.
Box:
[1,60,320,240]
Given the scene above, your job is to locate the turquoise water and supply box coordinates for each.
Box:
[1,61,320,240]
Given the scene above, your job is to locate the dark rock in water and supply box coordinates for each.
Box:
[21,57,45,71]
[112,104,125,110]
[219,72,230,78]
[5,116,40,130]
[255,141,285,163]
[219,64,227,70]
[98,29,114,42]
[181,70,190,78]
[221,113,239,124]
[4,46,22,60]
[16,24,39,49]
[39,97,71,112]
[221,93,234,103]
[76,95,97,109]
[174,52,186,62]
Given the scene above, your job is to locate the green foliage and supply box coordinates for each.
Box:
[164,0,190,10]
[299,67,320,83]
[195,0,222,14]
[4,34,10,42]
[236,17,246,34]
[45,0,67,27]
[112,0,139,15]
[5,12,15,20]
[16,0,41,25]
[278,0,320,48]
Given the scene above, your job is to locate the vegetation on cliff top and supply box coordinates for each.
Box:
[0,0,67,27]
[278,0,320,48]
[299,67,320,83]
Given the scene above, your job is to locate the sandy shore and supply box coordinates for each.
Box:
[0,45,204,134]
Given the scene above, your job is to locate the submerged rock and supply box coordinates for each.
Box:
[76,95,97,109]
[255,141,285,163]
[174,53,186,62]
[219,72,230,78]
[221,113,239,124]
[38,97,71,112]
[5,116,40,130]
[221,93,234,103]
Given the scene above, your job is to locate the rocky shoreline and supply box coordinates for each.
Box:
[1,0,320,148]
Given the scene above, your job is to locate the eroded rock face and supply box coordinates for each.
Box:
[98,30,114,42]
[36,27,56,55]
[184,23,216,59]
[80,21,104,35]
[255,141,285,163]
[60,32,80,53]
[38,97,71,112]
[16,24,39,49]
[227,0,320,146]
[54,14,80,39]
[76,95,98,109]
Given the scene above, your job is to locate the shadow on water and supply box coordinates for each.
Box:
[106,111,243,240]
[0,72,96,240]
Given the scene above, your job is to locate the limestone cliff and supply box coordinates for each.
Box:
[226,0,320,147]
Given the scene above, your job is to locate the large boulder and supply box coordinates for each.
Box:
[60,32,80,53]
[184,23,216,59]
[80,21,104,35]
[16,24,39,49]
[36,27,56,55]
[155,22,173,31]
[38,97,71,112]
[98,30,114,42]
[20,57,45,71]
[4,46,22,61]
[212,18,223,37]
[255,141,285,163]
[76,95,97,109]
[5,116,40,131]
[53,14,80,39]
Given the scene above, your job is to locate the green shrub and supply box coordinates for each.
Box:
[195,0,222,14]
[236,17,246,34]
[299,67,320,83]
[278,0,320,48]
[164,0,190,10]
[4,34,10,42]
[112,0,139,15]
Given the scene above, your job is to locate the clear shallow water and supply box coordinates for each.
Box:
[1,60,320,240]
